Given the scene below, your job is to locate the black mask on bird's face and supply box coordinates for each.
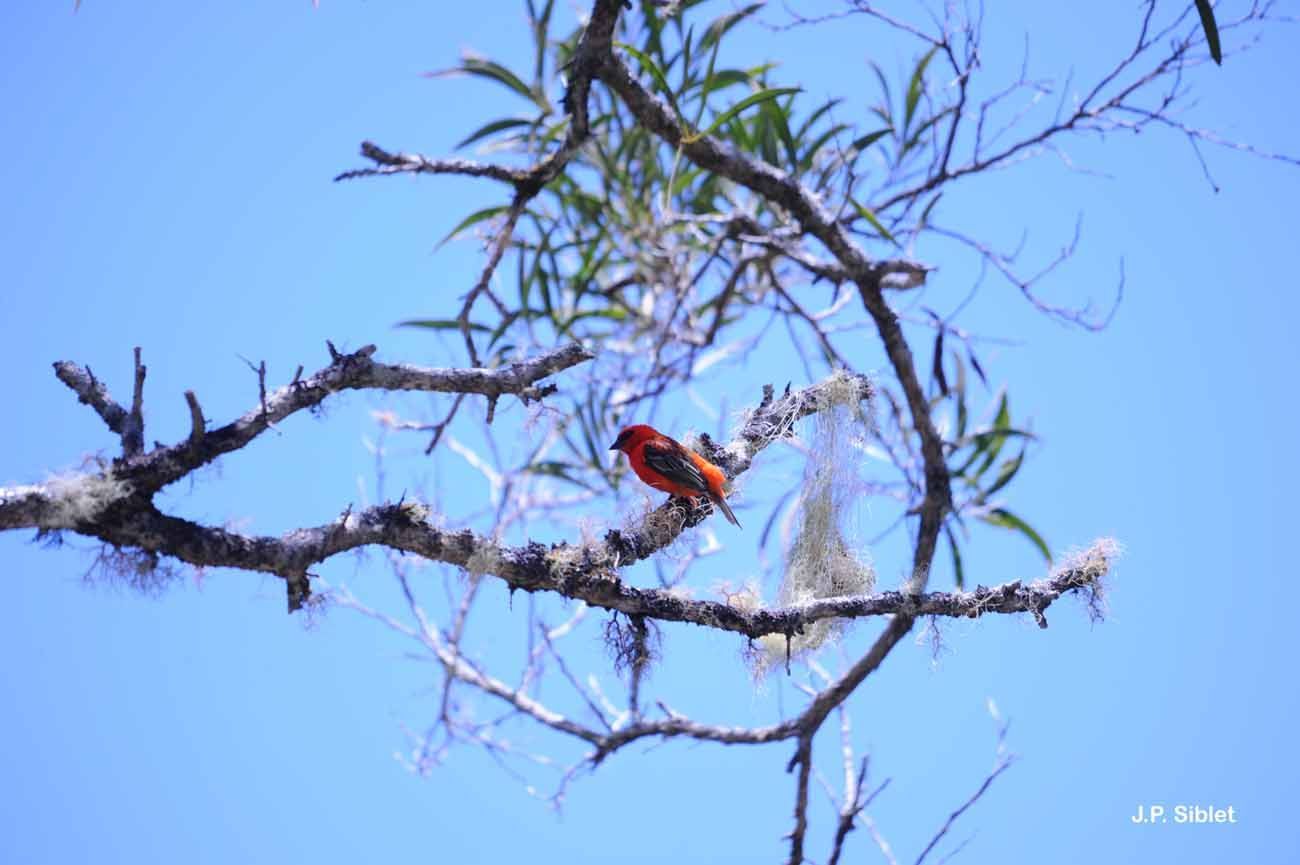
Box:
[610,424,656,453]
[609,429,633,452]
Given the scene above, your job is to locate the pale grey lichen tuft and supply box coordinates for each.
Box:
[752,372,876,677]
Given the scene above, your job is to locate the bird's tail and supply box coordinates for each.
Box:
[711,493,742,528]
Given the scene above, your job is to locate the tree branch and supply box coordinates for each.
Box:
[53,359,130,440]
[71,342,592,496]
[11,342,593,609]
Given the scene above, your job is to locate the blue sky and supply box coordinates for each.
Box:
[1,2,1297,863]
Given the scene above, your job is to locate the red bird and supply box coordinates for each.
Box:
[609,424,741,528]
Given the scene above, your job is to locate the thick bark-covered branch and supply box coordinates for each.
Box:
[3,369,867,603]
[0,453,1114,636]
[12,364,939,629]
[13,342,593,609]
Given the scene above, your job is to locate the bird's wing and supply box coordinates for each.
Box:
[640,438,709,494]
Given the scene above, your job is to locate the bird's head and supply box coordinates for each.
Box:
[609,424,658,453]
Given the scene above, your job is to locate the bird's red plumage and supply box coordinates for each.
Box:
[610,424,741,527]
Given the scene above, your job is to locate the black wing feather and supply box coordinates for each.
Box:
[641,439,709,494]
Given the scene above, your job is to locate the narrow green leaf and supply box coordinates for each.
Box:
[755,100,781,165]
[848,196,899,247]
[487,310,522,350]
[850,127,893,153]
[953,426,1035,480]
[945,524,965,588]
[700,86,801,139]
[951,348,966,397]
[982,508,1052,563]
[931,325,948,396]
[696,69,751,93]
[455,116,535,150]
[918,192,943,232]
[869,106,894,129]
[956,385,968,438]
[973,392,1012,478]
[982,443,1026,500]
[557,307,628,338]
[530,0,556,84]
[616,41,681,118]
[968,348,988,387]
[488,343,516,367]
[701,2,764,52]
[901,105,954,156]
[680,23,694,85]
[429,57,539,107]
[800,123,851,171]
[438,204,510,247]
[904,46,938,131]
[948,349,969,441]
[524,460,594,491]
[960,428,1037,450]
[869,62,892,118]
[1194,0,1223,65]
[761,95,799,168]
[795,97,843,142]
[397,319,491,333]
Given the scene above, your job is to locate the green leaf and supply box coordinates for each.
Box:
[529,0,556,84]
[945,524,965,588]
[1194,0,1223,65]
[397,319,491,333]
[523,460,594,491]
[981,508,1051,564]
[487,310,523,350]
[761,95,799,168]
[981,443,1026,500]
[968,348,988,387]
[901,105,954,156]
[972,391,1011,477]
[693,68,752,93]
[955,388,968,439]
[557,307,628,337]
[616,41,681,118]
[699,86,801,139]
[700,2,764,52]
[799,123,851,171]
[795,97,842,142]
[850,127,893,154]
[455,116,535,150]
[931,323,947,396]
[869,62,892,120]
[918,192,943,232]
[429,56,542,108]
[958,428,1036,452]
[438,204,510,247]
[904,46,938,132]
[848,196,899,247]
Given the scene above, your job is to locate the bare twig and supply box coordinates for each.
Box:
[183,390,205,447]
[914,723,1016,865]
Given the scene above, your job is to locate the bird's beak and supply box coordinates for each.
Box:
[608,441,621,451]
